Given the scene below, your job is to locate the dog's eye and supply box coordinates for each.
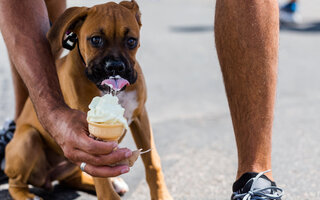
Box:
[90,36,103,47]
[127,38,137,49]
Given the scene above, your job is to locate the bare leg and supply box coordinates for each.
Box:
[214,0,279,180]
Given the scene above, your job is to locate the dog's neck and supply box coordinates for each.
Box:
[57,49,100,112]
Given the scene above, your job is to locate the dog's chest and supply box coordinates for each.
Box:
[117,90,139,125]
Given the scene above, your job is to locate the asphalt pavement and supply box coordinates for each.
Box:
[0,0,320,199]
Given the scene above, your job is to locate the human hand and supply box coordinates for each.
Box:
[43,107,132,177]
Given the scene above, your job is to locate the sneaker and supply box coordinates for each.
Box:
[280,2,302,24]
[0,119,15,181]
[231,170,283,200]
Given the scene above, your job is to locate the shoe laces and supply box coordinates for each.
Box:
[232,170,283,200]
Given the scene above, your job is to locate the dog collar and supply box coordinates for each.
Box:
[77,42,86,66]
[62,32,86,66]
[62,32,77,50]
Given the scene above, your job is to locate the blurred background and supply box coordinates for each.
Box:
[0,0,320,199]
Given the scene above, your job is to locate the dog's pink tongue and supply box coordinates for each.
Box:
[101,78,130,91]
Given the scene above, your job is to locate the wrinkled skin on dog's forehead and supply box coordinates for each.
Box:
[79,2,140,67]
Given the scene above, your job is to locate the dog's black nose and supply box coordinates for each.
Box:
[105,60,125,74]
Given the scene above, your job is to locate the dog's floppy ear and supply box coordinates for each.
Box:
[120,0,141,27]
[47,7,88,59]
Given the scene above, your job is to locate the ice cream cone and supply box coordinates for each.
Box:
[88,121,125,142]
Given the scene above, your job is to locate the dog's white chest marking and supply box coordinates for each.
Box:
[117,90,138,125]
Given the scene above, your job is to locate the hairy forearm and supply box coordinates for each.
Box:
[0,0,67,122]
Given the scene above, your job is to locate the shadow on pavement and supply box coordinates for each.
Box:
[169,22,320,33]
[0,181,96,200]
[170,25,213,33]
[280,21,320,32]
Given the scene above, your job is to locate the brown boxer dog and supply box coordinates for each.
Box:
[4,1,172,200]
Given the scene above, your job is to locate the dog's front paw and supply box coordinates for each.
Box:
[9,186,43,200]
[110,177,129,196]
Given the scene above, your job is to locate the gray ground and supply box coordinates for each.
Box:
[1,0,320,199]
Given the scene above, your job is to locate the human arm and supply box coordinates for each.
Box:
[0,0,132,177]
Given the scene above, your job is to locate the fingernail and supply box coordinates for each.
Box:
[125,151,132,158]
[121,167,130,174]
[112,142,118,148]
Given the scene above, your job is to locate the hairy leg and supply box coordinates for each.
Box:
[214,0,279,180]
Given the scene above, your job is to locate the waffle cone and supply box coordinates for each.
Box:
[88,121,125,141]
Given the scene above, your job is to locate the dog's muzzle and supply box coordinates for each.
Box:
[85,56,137,93]
[105,60,126,75]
